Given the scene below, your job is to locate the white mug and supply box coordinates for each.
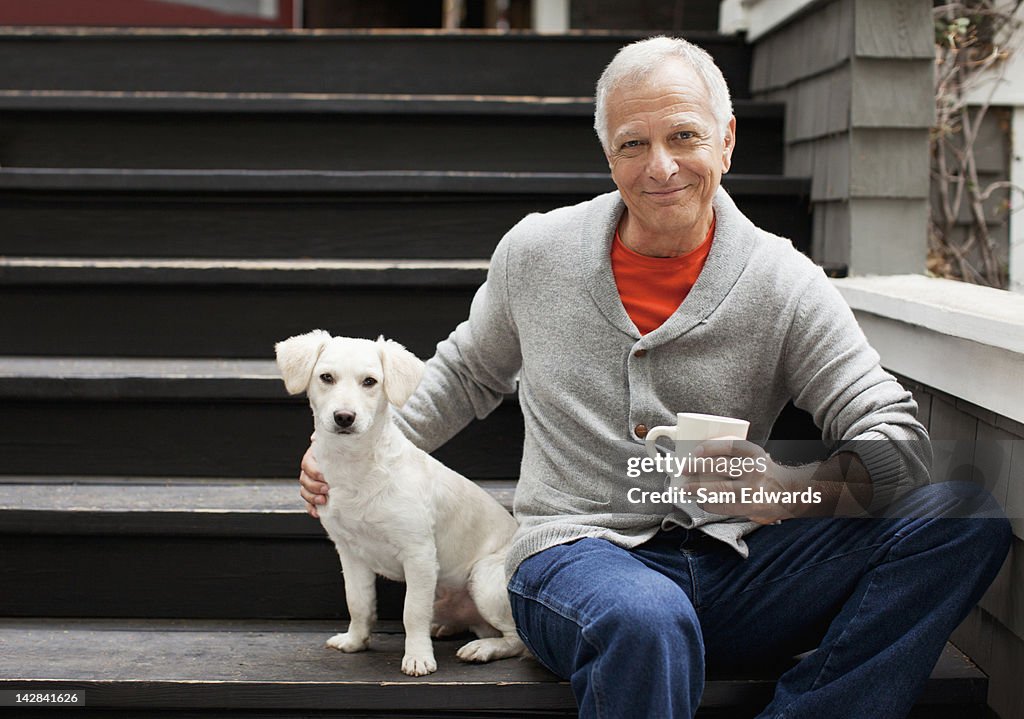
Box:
[644,412,750,460]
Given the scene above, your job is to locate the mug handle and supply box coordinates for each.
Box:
[644,426,676,459]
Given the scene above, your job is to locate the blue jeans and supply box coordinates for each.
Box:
[507,482,1011,719]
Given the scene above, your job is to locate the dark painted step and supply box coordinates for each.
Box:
[0,358,523,479]
[0,169,812,258]
[0,357,820,479]
[0,29,753,98]
[0,260,485,358]
[0,479,512,619]
[0,92,784,175]
[0,619,990,717]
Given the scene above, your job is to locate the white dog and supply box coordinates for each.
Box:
[275,331,526,676]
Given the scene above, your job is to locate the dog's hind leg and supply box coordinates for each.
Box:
[468,623,501,639]
[431,585,479,638]
[431,622,466,638]
[457,553,527,663]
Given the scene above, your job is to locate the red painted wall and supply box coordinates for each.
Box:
[0,0,297,28]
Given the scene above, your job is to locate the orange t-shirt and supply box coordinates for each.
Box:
[611,217,715,335]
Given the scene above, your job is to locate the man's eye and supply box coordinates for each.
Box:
[362,377,378,387]
[674,131,694,140]
[319,373,335,384]
[621,140,642,149]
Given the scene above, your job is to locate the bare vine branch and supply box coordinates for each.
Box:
[930,1,1024,287]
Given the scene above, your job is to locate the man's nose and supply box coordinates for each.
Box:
[333,411,356,428]
[647,143,678,182]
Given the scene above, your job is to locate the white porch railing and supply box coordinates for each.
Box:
[834,275,1024,425]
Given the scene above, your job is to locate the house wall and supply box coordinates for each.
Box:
[740,0,934,276]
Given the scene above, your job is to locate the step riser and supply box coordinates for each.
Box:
[0,535,404,619]
[0,284,477,358]
[0,192,544,259]
[0,189,811,259]
[0,33,752,97]
[0,111,785,175]
[0,399,524,478]
[0,399,816,478]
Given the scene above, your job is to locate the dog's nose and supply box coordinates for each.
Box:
[333,411,356,429]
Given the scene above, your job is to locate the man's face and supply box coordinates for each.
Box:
[604,58,735,242]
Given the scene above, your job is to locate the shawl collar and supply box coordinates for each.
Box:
[581,186,760,346]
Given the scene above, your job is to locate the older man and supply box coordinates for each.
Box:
[300,37,1010,719]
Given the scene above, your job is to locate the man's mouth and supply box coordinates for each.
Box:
[646,186,688,197]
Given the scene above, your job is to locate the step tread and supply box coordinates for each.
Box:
[0,357,513,400]
[0,618,986,709]
[0,257,490,286]
[0,167,810,195]
[0,618,570,710]
[0,89,786,117]
[0,27,738,40]
[0,356,280,381]
[0,478,517,536]
[0,89,594,114]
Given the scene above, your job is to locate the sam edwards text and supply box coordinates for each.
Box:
[628,486,823,506]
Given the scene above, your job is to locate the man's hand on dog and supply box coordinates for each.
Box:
[299,440,329,518]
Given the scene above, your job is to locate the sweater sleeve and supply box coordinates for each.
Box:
[782,270,932,514]
[392,232,523,453]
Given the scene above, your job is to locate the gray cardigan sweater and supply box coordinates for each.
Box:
[395,188,931,579]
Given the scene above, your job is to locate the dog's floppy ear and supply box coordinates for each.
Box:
[376,336,425,407]
[275,330,331,395]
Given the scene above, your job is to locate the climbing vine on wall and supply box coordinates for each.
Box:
[931,1,1023,287]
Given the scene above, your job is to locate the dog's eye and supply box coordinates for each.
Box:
[319,373,335,384]
[361,377,378,388]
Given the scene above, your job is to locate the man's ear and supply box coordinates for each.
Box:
[376,336,425,407]
[275,330,331,395]
[722,115,737,174]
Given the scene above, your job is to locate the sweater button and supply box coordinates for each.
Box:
[634,349,647,358]
[635,424,649,438]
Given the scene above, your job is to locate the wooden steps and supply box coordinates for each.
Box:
[0,171,810,259]
[0,29,751,97]
[0,357,524,478]
[0,619,990,716]
[0,92,785,175]
[0,479,511,619]
[0,477,515,535]
[0,475,998,715]
[0,259,483,358]
[0,26,981,718]
[0,354,818,479]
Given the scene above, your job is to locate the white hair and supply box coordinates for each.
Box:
[594,36,734,153]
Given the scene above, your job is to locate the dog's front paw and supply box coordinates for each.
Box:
[326,632,369,653]
[401,651,437,676]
